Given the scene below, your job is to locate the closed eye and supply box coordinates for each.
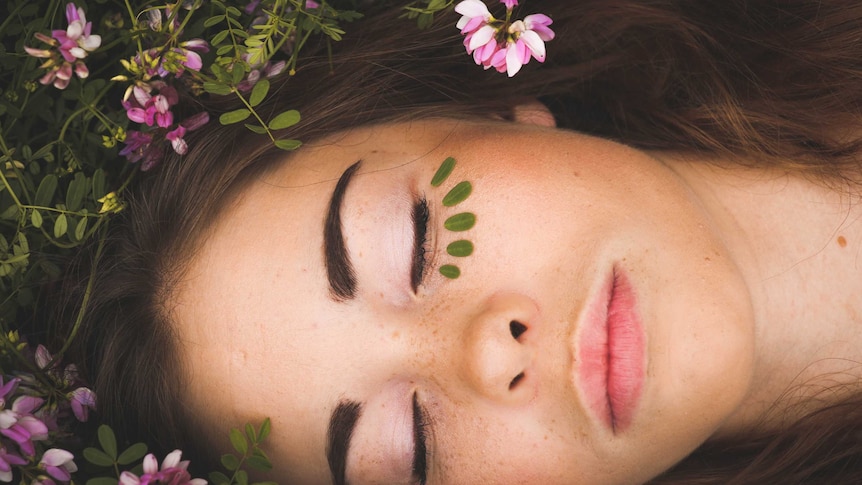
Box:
[411,197,430,292]
[412,391,429,484]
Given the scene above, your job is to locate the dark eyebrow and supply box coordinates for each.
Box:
[324,160,362,301]
[327,399,363,485]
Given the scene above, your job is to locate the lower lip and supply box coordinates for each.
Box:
[577,267,645,433]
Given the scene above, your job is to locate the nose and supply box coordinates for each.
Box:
[459,293,538,403]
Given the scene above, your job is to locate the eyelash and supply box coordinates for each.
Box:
[411,197,431,292]
[412,392,429,484]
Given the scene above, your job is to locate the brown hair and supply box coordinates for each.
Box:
[56,0,862,481]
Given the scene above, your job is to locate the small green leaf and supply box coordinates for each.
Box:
[268,110,300,130]
[246,455,273,471]
[442,180,472,207]
[98,424,118,459]
[230,428,249,454]
[203,82,232,96]
[236,470,249,485]
[245,423,256,442]
[117,442,148,465]
[35,174,58,206]
[446,240,473,257]
[208,471,231,485]
[74,215,88,240]
[211,29,229,46]
[83,447,115,467]
[244,123,268,134]
[230,65,246,85]
[274,139,302,150]
[65,172,87,212]
[259,417,272,442]
[220,453,240,471]
[30,209,42,228]
[204,15,223,27]
[439,264,460,279]
[444,212,476,232]
[220,109,251,125]
[86,478,119,485]
[0,205,19,221]
[92,168,107,200]
[54,213,68,238]
[249,79,270,107]
[430,156,455,187]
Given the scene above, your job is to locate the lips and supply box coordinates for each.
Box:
[576,267,645,433]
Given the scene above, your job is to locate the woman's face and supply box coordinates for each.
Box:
[173,118,756,484]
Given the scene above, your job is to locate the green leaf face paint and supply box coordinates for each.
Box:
[430,156,456,187]
[444,212,476,231]
[432,156,475,279]
[447,240,474,257]
[442,181,472,207]
[439,264,461,279]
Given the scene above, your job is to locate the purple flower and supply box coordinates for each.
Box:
[23,3,100,89]
[0,446,27,482]
[39,449,77,482]
[0,395,48,456]
[119,130,161,169]
[500,0,518,8]
[124,82,179,128]
[68,387,96,422]
[119,450,206,485]
[54,3,101,62]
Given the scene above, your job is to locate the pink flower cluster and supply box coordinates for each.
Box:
[0,373,81,484]
[118,450,206,485]
[455,0,555,77]
[116,6,211,170]
[24,3,102,89]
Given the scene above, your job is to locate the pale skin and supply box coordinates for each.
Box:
[171,104,862,484]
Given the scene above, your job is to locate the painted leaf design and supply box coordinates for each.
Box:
[439,264,461,279]
[442,181,472,207]
[431,156,456,187]
[447,240,474,257]
[444,212,476,231]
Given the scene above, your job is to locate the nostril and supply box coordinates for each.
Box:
[509,372,525,390]
[509,320,527,339]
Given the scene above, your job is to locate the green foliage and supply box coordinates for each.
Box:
[209,418,276,485]
[402,0,454,29]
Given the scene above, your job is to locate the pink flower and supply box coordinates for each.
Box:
[119,450,206,485]
[23,3,100,89]
[0,446,27,482]
[455,0,493,35]
[68,387,96,422]
[124,82,179,128]
[53,3,101,62]
[454,0,555,77]
[39,449,77,482]
[0,396,48,456]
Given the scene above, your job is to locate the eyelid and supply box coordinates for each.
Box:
[411,196,432,292]
[412,391,430,484]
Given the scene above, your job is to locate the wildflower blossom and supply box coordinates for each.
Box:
[454,0,555,77]
[0,395,49,456]
[23,3,101,89]
[118,450,207,485]
[39,449,77,482]
[124,82,179,129]
[68,387,96,422]
[0,446,26,482]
